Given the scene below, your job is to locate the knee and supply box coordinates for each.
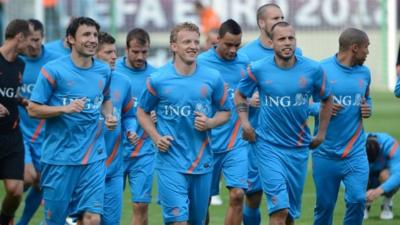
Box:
[5,181,23,198]
[229,188,245,206]
[245,191,262,208]
[270,209,289,225]
[81,213,101,225]
[379,169,390,183]
[134,202,149,214]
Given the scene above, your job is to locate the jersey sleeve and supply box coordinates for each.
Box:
[312,66,331,101]
[364,70,372,109]
[381,141,400,193]
[138,77,159,113]
[211,74,231,111]
[103,69,112,102]
[237,65,258,98]
[30,66,56,104]
[121,85,137,134]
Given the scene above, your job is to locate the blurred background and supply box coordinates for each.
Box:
[0,0,398,89]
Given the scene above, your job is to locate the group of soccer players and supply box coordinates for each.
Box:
[0,2,399,225]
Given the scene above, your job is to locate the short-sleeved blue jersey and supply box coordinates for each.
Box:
[45,39,71,56]
[103,71,136,177]
[237,55,330,148]
[138,62,231,174]
[30,55,111,165]
[198,47,249,152]
[19,46,62,145]
[367,132,400,193]
[115,57,157,159]
[313,55,371,159]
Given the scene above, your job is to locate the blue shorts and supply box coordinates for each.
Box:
[41,160,106,225]
[102,175,123,225]
[23,139,42,172]
[255,140,308,219]
[211,146,248,195]
[157,169,212,225]
[124,153,155,203]
[246,143,262,194]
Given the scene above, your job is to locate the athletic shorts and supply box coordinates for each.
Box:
[211,145,248,195]
[102,175,123,225]
[246,143,262,194]
[124,153,155,203]
[157,169,212,225]
[0,130,24,180]
[23,138,42,172]
[41,160,106,225]
[255,140,308,219]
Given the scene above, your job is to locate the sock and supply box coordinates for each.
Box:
[243,205,261,225]
[383,196,393,207]
[16,188,42,225]
[0,212,13,225]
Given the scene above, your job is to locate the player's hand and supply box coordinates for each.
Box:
[155,135,174,152]
[105,114,118,130]
[366,188,384,202]
[309,135,325,149]
[0,103,10,117]
[361,98,371,118]
[20,98,29,107]
[63,97,86,114]
[331,103,343,117]
[248,92,260,108]
[127,131,139,145]
[150,110,157,124]
[194,111,209,131]
[242,122,256,142]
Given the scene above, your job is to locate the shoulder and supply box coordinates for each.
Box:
[236,52,250,65]
[250,55,273,72]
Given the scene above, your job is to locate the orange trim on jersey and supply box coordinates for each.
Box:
[82,122,103,165]
[41,68,56,88]
[187,138,209,174]
[389,141,399,158]
[227,119,241,150]
[219,84,228,106]
[296,120,308,146]
[12,116,19,129]
[146,79,157,96]
[122,98,134,114]
[247,67,257,82]
[130,133,148,158]
[341,122,363,158]
[106,133,122,167]
[103,88,110,97]
[30,119,45,143]
[319,72,326,97]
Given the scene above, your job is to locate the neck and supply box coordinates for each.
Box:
[274,55,296,68]
[174,57,196,75]
[125,57,145,70]
[0,41,19,62]
[71,50,93,68]
[259,31,272,48]
[337,51,354,67]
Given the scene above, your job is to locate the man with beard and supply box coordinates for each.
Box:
[16,19,61,225]
[114,28,156,225]
[310,28,372,225]
[137,22,231,225]
[235,22,332,225]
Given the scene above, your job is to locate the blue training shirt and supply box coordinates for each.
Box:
[138,62,231,174]
[115,57,157,159]
[395,75,400,97]
[198,47,249,152]
[103,71,136,177]
[45,39,71,56]
[237,55,330,148]
[30,55,111,165]
[367,132,400,193]
[19,46,62,145]
[313,55,371,159]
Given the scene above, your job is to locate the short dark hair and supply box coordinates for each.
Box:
[5,19,30,40]
[270,21,291,39]
[126,28,150,48]
[339,28,369,51]
[256,3,281,29]
[218,19,241,38]
[28,19,44,36]
[366,134,380,163]
[66,17,100,39]
[98,32,115,49]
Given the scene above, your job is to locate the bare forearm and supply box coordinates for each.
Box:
[317,96,333,137]
[137,107,161,141]
[27,102,66,119]
[207,111,230,129]
[102,100,113,117]
[234,91,251,126]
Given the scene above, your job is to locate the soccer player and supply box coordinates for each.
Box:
[198,19,248,225]
[16,19,62,225]
[95,31,137,225]
[115,28,156,225]
[311,28,371,225]
[137,22,231,225]
[237,4,302,225]
[27,17,117,225]
[235,21,332,225]
[0,19,33,225]
[45,37,71,55]
[365,132,400,220]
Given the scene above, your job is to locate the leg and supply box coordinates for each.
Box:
[312,156,342,225]
[378,169,395,220]
[81,212,101,225]
[225,188,245,225]
[207,151,224,225]
[188,172,212,225]
[133,203,149,225]
[270,209,289,225]
[1,179,23,224]
[342,155,369,225]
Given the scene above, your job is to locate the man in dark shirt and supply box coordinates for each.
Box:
[0,19,32,225]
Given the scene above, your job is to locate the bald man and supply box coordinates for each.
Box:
[310,28,372,225]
